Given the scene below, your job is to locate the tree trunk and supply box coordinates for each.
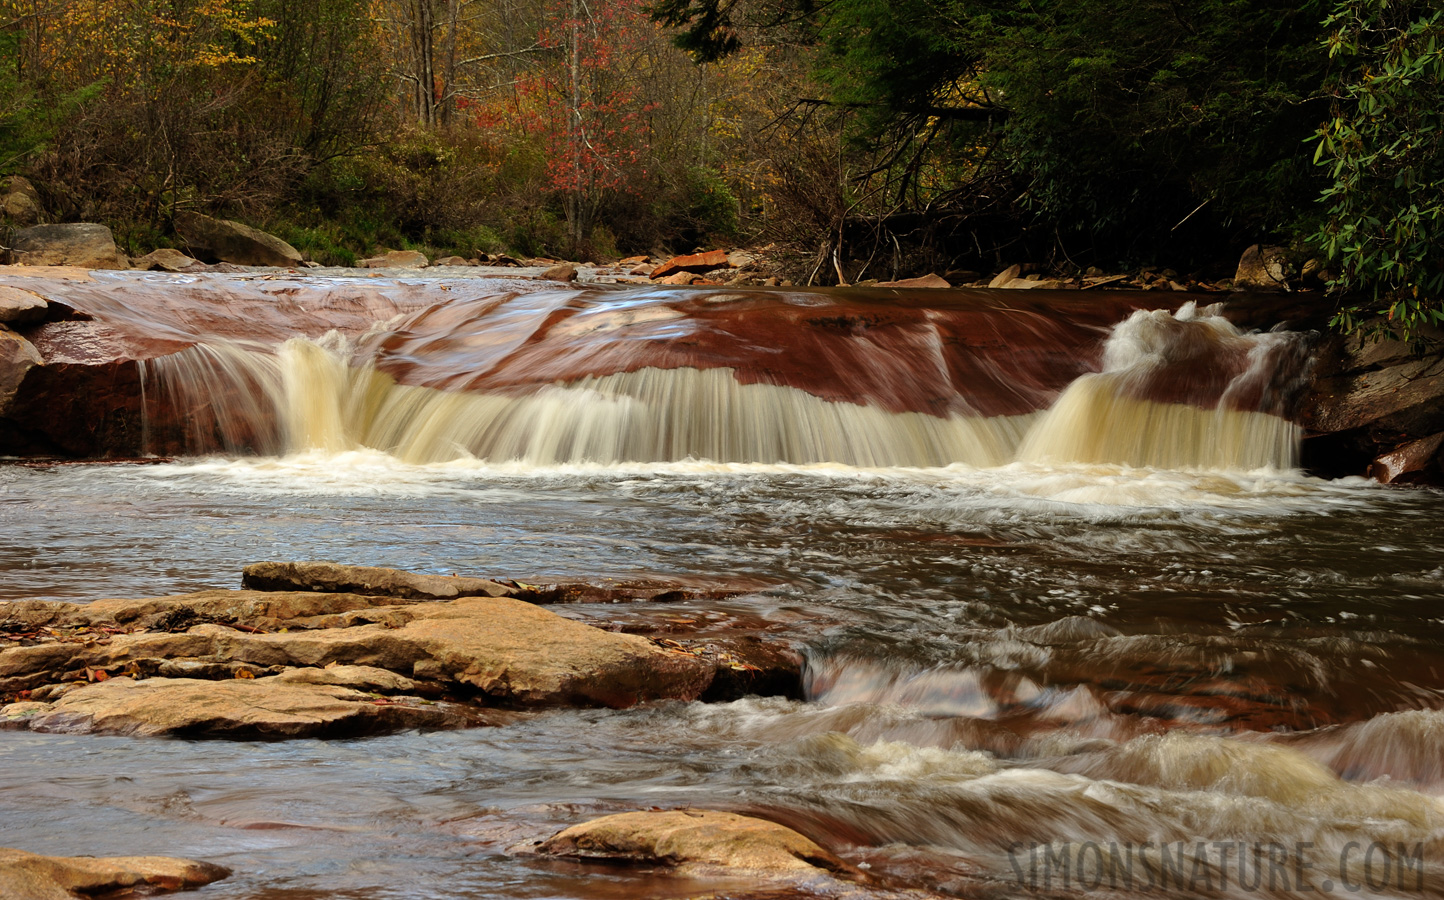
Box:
[409,0,436,126]
[566,0,583,253]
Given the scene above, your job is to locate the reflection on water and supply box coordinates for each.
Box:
[2,457,1443,898]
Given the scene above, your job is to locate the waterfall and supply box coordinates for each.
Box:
[143,299,1307,470]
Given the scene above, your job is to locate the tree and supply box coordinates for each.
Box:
[653,0,1333,267]
[1313,0,1444,339]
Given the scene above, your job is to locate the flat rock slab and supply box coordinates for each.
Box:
[242,561,512,601]
[16,676,472,738]
[1,592,720,712]
[0,846,229,900]
[535,810,857,879]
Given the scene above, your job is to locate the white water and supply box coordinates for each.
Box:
[143,303,1304,471]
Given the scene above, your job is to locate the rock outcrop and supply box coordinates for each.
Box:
[0,846,229,900]
[0,564,800,737]
[8,224,127,270]
[534,810,857,878]
[174,211,304,268]
[1301,327,1444,483]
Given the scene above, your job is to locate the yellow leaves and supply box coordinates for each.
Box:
[39,0,274,91]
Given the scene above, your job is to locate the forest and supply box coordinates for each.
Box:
[0,0,1440,334]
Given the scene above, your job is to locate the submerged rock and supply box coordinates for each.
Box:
[535,809,857,878]
[0,846,229,900]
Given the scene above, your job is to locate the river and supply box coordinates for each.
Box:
[3,454,1442,898]
[1,275,1442,898]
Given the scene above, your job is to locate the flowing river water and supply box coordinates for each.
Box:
[2,276,1443,899]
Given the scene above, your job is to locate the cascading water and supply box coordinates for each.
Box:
[143,298,1308,470]
[14,272,1433,900]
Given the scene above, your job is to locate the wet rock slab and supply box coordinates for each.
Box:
[0,846,229,900]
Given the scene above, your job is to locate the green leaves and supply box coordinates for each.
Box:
[1313,0,1444,340]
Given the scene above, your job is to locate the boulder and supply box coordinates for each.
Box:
[0,286,48,326]
[1234,244,1290,290]
[432,256,476,267]
[23,676,470,738]
[542,263,578,282]
[0,328,43,409]
[876,274,950,289]
[628,263,656,276]
[0,846,229,900]
[725,250,757,270]
[1,176,44,227]
[1369,432,1444,485]
[174,211,303,268]
[535,810,855,877]
[132,248,201,272]
[658,272,700,285]
[987,264,1022,288]
[650,250,728,279]
[9,224,126,270]
[359,249,428,269]
[242,561,513,601]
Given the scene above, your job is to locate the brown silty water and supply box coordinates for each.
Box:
[0,270,1439,899]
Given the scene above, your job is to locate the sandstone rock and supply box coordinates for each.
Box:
[987,264,1021,288]
[659,272,700,285]
[432,256,476,267]
[133,248,201,272]
[542,263,578,282]
[9,224,127,270]
[876,274,950,289]
[619,255,649,266]
[174,211,304,268]
[0,328,43,410]
[242,561,512,601]
[0,846,229,900]
[1,176,44,227]
[535,810,854,877]
[0,286,48,326]
[725,251,757,269]
[1369,432,1444,485]
[359,249,428,269]
[651,250,728,279]
[273,664,420,693]
[628,263,655,276]
[0,591,718,712]
[492,254,524,267]
[24,676,468,738]
[1,701,52,729]
[1234,244,1290,290]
